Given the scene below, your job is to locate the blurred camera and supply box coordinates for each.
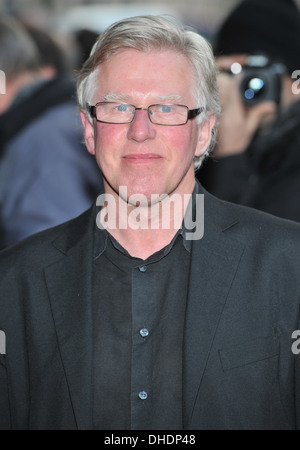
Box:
[230,55,286,106]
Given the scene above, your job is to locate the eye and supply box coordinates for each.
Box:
[158,105,173,113]
[116,104,130,112]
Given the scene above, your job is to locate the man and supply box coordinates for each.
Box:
[0,17,102,249]
[0,15,300,430]
[197,0,300,222]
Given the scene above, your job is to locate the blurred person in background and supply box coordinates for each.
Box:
[197,0,300,222]
[73,28,99,71]
[23,22,72,79]
[0,17,102,249]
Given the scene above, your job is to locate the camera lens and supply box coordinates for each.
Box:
[243,77,265,101]
[239,59,283,106]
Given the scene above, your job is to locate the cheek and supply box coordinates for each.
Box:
[94,125,124,163]
[163,126,198,160]
[95,123,123,146]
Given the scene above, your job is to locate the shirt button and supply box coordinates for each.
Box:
[139,391,148,400]
[138,265,147,272]
[140,328,149,338]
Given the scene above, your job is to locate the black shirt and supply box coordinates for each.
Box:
[92,192,197,430]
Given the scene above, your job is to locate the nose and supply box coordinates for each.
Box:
[127,108,156,142]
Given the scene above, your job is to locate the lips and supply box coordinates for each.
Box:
[123,154,162,160]
[123,154,162,164]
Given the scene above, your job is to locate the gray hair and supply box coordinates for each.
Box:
[0,17,40,81]
[77,15,220,169]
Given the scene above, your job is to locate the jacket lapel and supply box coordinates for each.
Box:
[183,193,245,428]
[44,209,95,430]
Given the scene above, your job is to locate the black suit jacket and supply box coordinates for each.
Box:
[1,185,300,430]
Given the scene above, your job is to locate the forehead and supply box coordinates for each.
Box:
[94,49,197,102]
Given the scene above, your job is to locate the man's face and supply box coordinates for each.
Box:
[82,49,214,202]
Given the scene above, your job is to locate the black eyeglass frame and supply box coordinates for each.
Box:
[87,102,204,126]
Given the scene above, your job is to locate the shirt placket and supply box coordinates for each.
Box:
[130,262,155,429]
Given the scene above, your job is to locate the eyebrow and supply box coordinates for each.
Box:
[157,94,183,102]
[102,93,130,102]
[101,93,184,103]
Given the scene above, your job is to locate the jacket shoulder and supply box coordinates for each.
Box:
[0,206,94,269]
[203,186,300,247]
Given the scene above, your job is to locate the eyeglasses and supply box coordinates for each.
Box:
[87,102,204,126]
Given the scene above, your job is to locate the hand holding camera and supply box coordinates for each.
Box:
[213,54,283,157]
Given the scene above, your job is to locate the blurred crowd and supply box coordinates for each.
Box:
[0,16,103,249]
[0,0,300,250]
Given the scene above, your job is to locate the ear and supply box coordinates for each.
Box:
[80,110,96,156]
[195,114,216,158]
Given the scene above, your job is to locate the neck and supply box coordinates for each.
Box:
[98,188,194,259]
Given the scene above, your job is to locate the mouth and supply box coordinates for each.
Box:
[123,154,162,163]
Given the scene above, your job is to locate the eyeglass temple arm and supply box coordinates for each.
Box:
[187,107,204,119]
[87,104,96,117]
